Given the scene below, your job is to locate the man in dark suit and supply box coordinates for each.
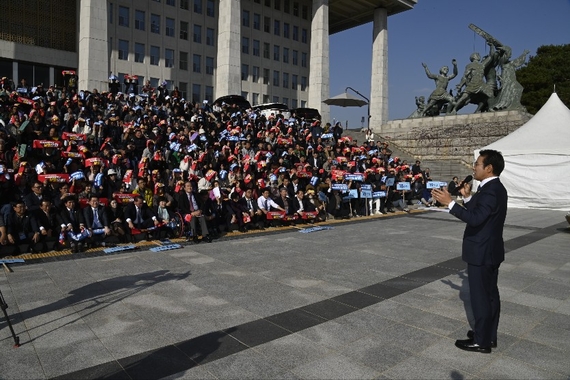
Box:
[177,181,212,243]
[24,181,47,212]
[124,195,159,231]
[32,199,59,251]
[57,196,89,253]
[83,195,111,246]
[432,149,507,354]
[238,188,264,229]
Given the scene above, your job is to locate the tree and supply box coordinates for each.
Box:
[516,44,570,114]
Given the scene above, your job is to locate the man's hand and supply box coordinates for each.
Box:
[460,183,472,198]
[41,229,48,236]
[104,226,112,235]
[128,221,135,229]
[153,219,160,226]
[32,232,40,243]
[431,187,453,207]
[7,234,15,244]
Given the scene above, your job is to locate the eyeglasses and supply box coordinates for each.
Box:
[473,161,487,168]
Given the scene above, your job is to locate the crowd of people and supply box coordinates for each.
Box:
[0,76,437,256]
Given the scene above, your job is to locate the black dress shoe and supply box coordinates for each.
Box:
[467,330,497,348]
[204,235,213,243]
[455,339,491,353]
[193,236,200,244]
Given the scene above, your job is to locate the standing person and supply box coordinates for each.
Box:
[431,149,507,353]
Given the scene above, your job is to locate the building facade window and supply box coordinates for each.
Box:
[242,10,250,27]
[109,3,113,24]
[282,97,288,107]
[301,52,307,67]
[275,0,281,10]
[193,54,201,72]
[242,37,249,54]
[206,0,215,16]
[192,84,201,102]
[166,18,175,37]
[284,0,290,13]
[206,56,214,74]
[194,0,202,14]
[206,28,215,46]
[264,16,270,33]
[193,24,202,43]
[180,21,188,40]
[253,40,260,56]
[151,14,160,34]
[241,64,249,81]
[180,0,189,10]
[135,10,145,31]
[292,99,298,108]
[273,45,280,61]
[179,82,188,98]
[180,51,188,70]
[118,6,129,27]
[263,68,269,85]
[253,13,261,30]
[252,93,259,105]
[283,47,289,63]
[293,2,299,16]
[302,5,308,19]
[134,42,145,63]
[118,39,129,60]
[283,72,289,88]
[165,49,174,67]
[273,96,279,103]
[252,66,260,82]
[301,76,307,91]
[263,94,270,103]
[302,28,308,43]
[273,70,280,87]
[263,43,270,59]
[166,0,175,6]
[292,25,298,41]
[205,86,214,101]
[150,46,160,65]
[292,74,298,89]
[292,50,298,65]
[274,20,280,36]
[283,23,290,38]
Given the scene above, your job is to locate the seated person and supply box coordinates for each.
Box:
[57,196,90,253]
[292,189,318,223]
[238,187,265,229]
[106,199,127,242]
[154,196,177,239]
[32,199,60,251]
[5,200,41,254]
[225,191,251,232]
[83,195,112,247]
[124,196,160,237]
[257,187,286,227]
[177,181,212,243]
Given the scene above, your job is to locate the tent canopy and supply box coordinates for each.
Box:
[478,92,570,210]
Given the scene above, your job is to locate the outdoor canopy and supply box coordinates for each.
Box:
[477,92,570,210]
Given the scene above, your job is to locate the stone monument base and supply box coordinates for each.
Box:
[378,110,531,170]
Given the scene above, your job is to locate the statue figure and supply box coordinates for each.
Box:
[407,96,426,118]
[421,60,458,116]
[451,45,500,114]
[489,47,530,111]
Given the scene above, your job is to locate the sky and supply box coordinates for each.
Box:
[328,0,570,129]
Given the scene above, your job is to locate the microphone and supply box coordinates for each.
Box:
[451,175,473,195]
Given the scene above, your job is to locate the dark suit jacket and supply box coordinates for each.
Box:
[57,207,85,233]
[124,203,156,224]
[83,205,110,229]
[238,196,259,213]
[177,191,199,215]
[292,197,316,213]
[274,196,295,215]
[24,192,44,212]
[32,209,58,234]
[449,178,508,266]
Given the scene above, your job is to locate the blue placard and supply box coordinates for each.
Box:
[372,191,386,198]
[360,189,372,198]
[0,259,25,264]
[331,183,348,191]
[396,182,411,191]
[103,245,137,254]
[385,178,395,187]
[360,184,372,191]
[149,244,182,252]
[426,181,441,189]
[344,173,365,182]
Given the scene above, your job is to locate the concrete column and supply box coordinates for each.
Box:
[216,0,242,97]
[370,7,388,132]
[12,61,18,85]
[78,0,109,91]
[49,67,55,87]
[308,0,330,123]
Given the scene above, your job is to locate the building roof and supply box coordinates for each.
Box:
[329,0,417,34]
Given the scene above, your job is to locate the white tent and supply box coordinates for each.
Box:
[477,92,570,210]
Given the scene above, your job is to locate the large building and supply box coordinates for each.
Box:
[0,0,416,127]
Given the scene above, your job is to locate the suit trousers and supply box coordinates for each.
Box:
[467,263,500,347]
[188,215,209,237]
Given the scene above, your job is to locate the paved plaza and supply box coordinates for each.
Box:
[0,208,569,379]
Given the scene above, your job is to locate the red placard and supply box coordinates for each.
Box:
[38,173,70,183]
[113,193,138,204]
[33,140,62,149]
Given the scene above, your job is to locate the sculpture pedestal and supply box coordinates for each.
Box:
[378,110,531,178]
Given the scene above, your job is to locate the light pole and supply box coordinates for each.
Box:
[345,86,370,129]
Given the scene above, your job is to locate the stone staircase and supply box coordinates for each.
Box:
[344,109,532,182]
[343,128,470,182]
